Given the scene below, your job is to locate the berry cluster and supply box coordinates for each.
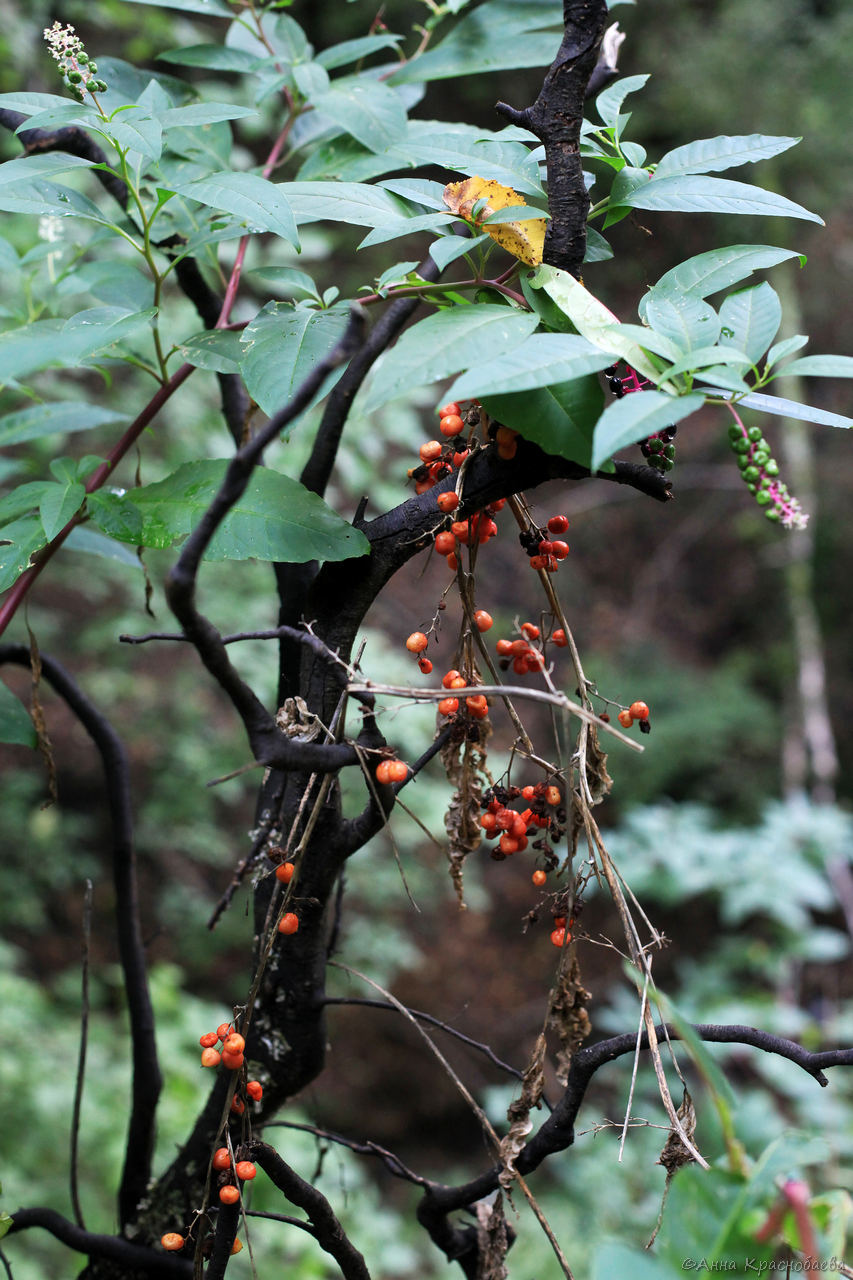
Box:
[495,619,568,676]
[616,700,651,733]
[727,417,808,528]
[436,665,490,721]
[212,1147,257,1205]
[160,1231,243,1256]
[198,1023,264,1112]
[604,363,652,400]
[43,23,108,98]
[479,781,564,862]
[409,402,471,496]
[639,425,677,472]
[518,513,570,573]
[375,757,410,784]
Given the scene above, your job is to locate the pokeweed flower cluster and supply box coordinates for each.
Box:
[727,408,808,528]
[43,22,108,99]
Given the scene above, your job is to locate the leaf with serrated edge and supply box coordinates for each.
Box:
[591,390,705,471]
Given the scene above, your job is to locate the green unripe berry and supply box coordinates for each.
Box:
[661,456,674,471]
[648,438,664,454]
[77,52,89,64]
[753,450,769,466]
[765,507,782,521]
[727,422,743,442]
[737,454,751,471]
[743,466,760,482]
[67,69,83,83]
[648,456,665,471]
[88,62,98,72]
[747,425,763,442]
[732,437,750,454]
[747,484,757,493]
[755,490,772,506]
[663,444,675,460]
[764,460,779,477]
[70,87,85,101]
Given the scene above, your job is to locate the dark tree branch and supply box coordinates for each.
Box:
[205,1200,240,1280]
[6,1209,190,1278]
[496,0,609,277]
[266,1120,428,1187]
[415,1022,853,1273]
[0,647,160,1226]
[249,1141,371,1280]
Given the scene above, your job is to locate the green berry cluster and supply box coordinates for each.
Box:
[727,418,808,528]
[43,22,108,100]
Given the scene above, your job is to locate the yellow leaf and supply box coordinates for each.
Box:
[443,176,546,267]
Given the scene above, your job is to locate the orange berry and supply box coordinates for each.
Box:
[275,861,294,884]
[161,1233,185,1251]
[547,515,569,535]
[449,675,467,689]
[246,1080,263,1101]
[473,610,493,632]
[442,669,462,689]
[529,555,547,571]
[446,552,458,571]
[480,812,498,833]
[279,912,299,935]
[231,1239,243,1255]
[522,786,535,801]
[418,656,433,674]
[219,1186,240,1205]
[452,449,468,467]
[617,709,634,728]
[628,701,650,720]
[216,1023,234,1042]
[230,1097,245,1115]
[387,760,408,783]
[551,629,567,647]
[405,631,428,653]
[439,414,465,437]
[550,927,568,947]
[532,869,547,887]
[439,401,461,418]
[436,491,460,514]
[235,1160,256,1181]
[551,540,569,560]
[375,759,394,784]
[223,1033,245,1055]
[495,808,514,831]
[521,622,540,639]
[496,638,513,656]
[419,440,442,462]
[221,1050,244,1070]
[434,530,456,555]
[438,697,459,716]
[415,477,434,495]
[466,695,489,719]
[450,519,470,544]
[213,1147,231,1171]
[199,1032,218,1048]
[201,1048,221,1068]
[545,785,561,806]
[499,834,519,855]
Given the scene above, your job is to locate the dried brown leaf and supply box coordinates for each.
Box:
[441,732,490,908]
[500,1033,547,1187]
[548,956,592,1085]
[475,1193,509,1280]
[658,1089,697,1176]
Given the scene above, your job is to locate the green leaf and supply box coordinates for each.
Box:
[0,514,46,591]
[39,480,86,542]
[694,366,752,395]
[591,390,705,471]
[0,482,53,526]
[0,178,117,226]
[0,152,95,187]
[64,525,144,568]
[292,63,331,100]
[595,74,650,128]
[663,345,755,380]
[528,265,666,384]
[55,260,155,311]
[645,292,720,351]
[315,33,403,71]
[244,266,321,301]
[176,172,299,248]
[89,460,371,562]
[161,103,258,128]
[240,304,351,417]
[655,133,800,178]
[621,174,823,224]
[378,178,449,211]
[388,0,563,84]
[428,232,491,270]
[584,226,613,263]
[0,91,78,116]
[0,679,36,748]
[312,80,407,154]
[642,246,804,319]
[446,334,613,401]
[398,121,544,196]
[0,402,127,447]
[718,282,782,363]
[772,354,853,378]
[283,181,407,228]
[177,329,242,374]
[765,334,808,369]
[734,391,853,428]
[98,110,163,162]
[483,374,605,469]
[124,0,235,14]
[158,45,261,71]
[364,304,538,411]
[358,211,456,249]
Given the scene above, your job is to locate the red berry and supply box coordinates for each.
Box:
[545,785,561,806]
[436,492,459,514]
[496,638,513,656]
[199,1032,218,1048]
[521,786,535,801]
[418,656,433,674]
[599,712,610,723]
[246,1080,263,1101]
[213,1147,231,1171]
[551,540,569,560]
[201,1048,222,1068]
[473,610,493,632]
[161,1233,185,1251]
[521,622,540,639]
[435,530,456,555]
[439,401,461,419]
[221,1050,244,1070]
[219,1185,240,1205]
[216,1023,234,1042]
[439,414,465,437]
[278,912,299,935]
[553,916,567,927]
[529,555,547,571]
[452,449,468,467]
[235,1161,256,1181]
[450,519,470,544]
[223,1033,245,1055]
[495,808,514,831]
[230,1097,245,1115]
[465,695,489,719]
[387,760,408,783]
[628,701,650,720]
[231,1239,243,1254]
[532,869,547,887]
[617,710,634,728]
[550,927,568,947]
[415,477,434,494]
[480,812,498,833]
[405,631,428,653]
[438,696,459,716]
[449,675,466,689]
[499,834,519,855]
[375,759,394,784]
[552,628,567,647]
[446,552,458,571]
[547,515,569,535]
[276,861,294,883]
[419,440,442,462]
[442,669,462,688]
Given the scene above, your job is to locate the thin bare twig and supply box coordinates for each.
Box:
[70,879,93,1229]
